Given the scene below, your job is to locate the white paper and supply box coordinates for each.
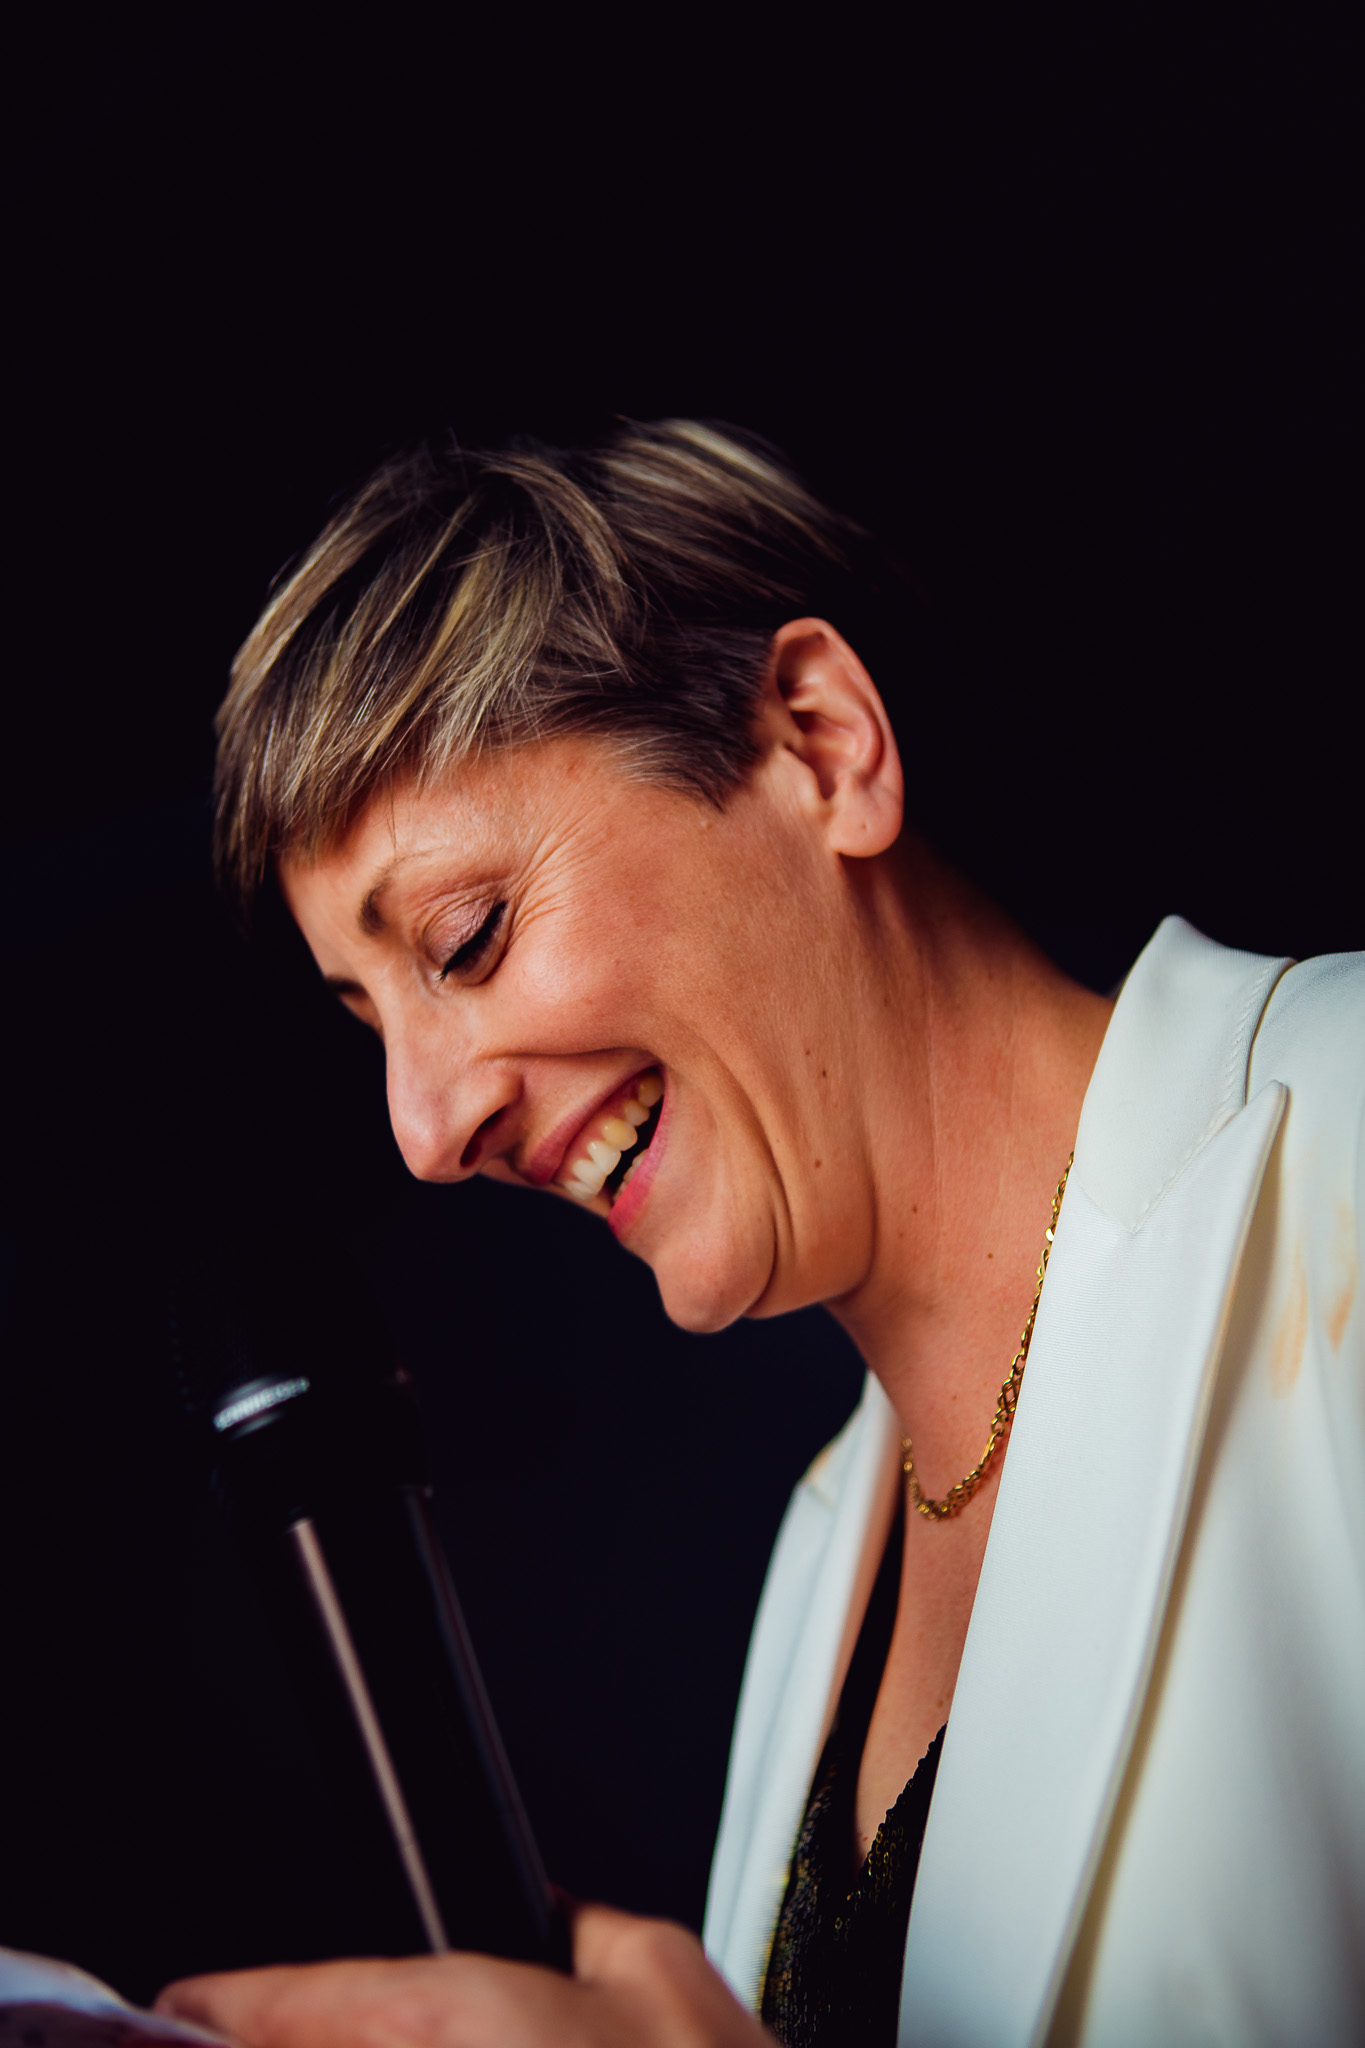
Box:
[0,1948,231,2048]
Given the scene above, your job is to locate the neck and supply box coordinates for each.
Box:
[829,838,1113,1496]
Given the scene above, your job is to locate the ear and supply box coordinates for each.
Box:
[758,618,904,857]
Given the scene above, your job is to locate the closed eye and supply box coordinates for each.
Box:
[439,901,507,981]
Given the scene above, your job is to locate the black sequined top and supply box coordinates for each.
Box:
[761,1506,944,2048]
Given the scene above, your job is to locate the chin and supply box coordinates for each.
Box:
[648,1230,773,1336]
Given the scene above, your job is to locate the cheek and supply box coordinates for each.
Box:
[504,904,659,1045]
[501,807,801,1055]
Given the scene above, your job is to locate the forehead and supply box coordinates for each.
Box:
[281,736,649,917]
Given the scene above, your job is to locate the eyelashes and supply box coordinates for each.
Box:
[438,901,507,982]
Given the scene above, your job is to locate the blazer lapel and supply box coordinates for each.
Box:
[900,921,1291,2048]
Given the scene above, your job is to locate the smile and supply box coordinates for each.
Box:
[554,1070,664,1206]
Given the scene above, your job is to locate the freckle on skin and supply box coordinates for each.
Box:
[814,1158,822,1169]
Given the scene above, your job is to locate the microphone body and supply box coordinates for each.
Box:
[209,1368,568,1969]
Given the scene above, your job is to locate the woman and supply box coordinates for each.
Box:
[159,422,1363,2045]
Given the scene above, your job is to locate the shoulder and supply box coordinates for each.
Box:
[1250,950,1365,1224]
[1251,949,1365,1109]
[1244,950,1364,1387]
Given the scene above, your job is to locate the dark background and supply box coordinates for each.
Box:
[3,14,1359,2005]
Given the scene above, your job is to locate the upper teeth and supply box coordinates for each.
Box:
[558,1071,662,1202]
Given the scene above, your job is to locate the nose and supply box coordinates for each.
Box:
[384,1025,519,1183]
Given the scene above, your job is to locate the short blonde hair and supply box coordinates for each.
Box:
[214,419,870,911]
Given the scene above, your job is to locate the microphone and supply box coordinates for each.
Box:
[171,1272,568,1969]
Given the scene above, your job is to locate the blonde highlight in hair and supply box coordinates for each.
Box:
[214,419,869,911]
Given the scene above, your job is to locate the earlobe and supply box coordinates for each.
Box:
[763,618,904,858]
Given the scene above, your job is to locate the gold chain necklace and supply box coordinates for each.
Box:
[901,1153,1073,1521]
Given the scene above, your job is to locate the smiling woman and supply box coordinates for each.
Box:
[153,422,1364,2047]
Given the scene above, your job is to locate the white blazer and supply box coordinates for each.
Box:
[704,918,1365,2046]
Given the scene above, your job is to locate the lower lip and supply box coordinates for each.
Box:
[608,1082,671,1240]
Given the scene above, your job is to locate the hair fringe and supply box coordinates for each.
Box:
[214,419,876,913]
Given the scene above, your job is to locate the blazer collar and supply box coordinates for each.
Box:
[1072,915,1292,1230]
[900,919,1291,2047]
